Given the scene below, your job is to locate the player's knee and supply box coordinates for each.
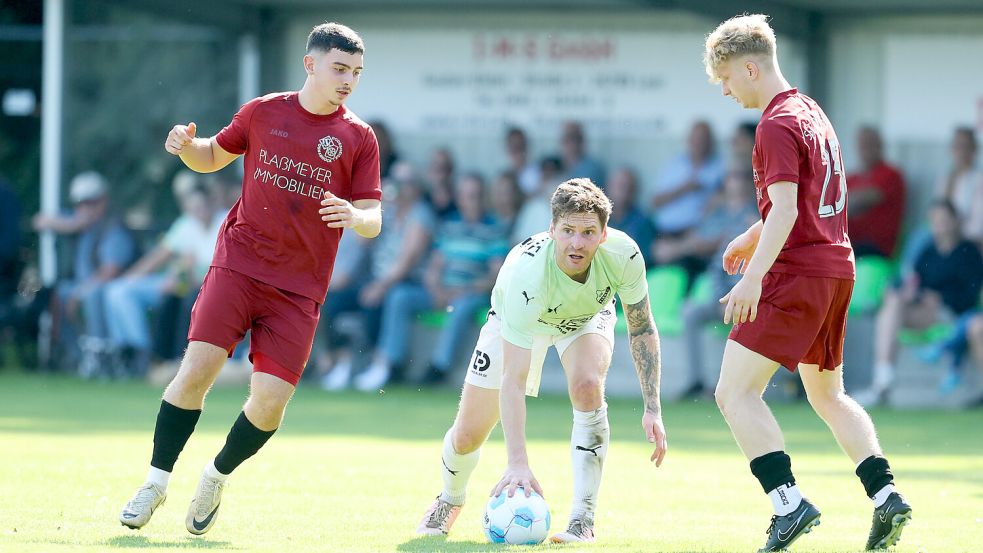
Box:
[806,389,842,418]
[569,375,603,404]
[451,426,483,454]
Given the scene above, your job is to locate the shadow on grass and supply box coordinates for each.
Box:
[106,535,239,549]
[396,536,521,552]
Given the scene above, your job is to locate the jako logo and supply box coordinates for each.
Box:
[269,129,289,138]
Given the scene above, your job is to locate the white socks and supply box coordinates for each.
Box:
[146,467,171,491]
[569,403,609,520]
[204,460,230,482]
[438,428,480,506]
[768,483,803,516]
[872,484,897,507]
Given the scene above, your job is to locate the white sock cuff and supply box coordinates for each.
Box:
[146,466,171,489]
[205,460,230,482]
[573,402,608,425]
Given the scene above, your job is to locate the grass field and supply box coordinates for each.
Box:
[0,372,981,553]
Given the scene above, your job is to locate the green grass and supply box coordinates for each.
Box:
[0,372,981,552]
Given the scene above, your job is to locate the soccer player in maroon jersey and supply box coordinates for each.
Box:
[703,15,911,551]
[119,22,382,535]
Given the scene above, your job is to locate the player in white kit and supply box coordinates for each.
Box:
[416,179,668,543]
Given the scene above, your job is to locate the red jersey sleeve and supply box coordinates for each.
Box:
[215,97,262,155]
[349,126,382,202]
[758,119,802,188]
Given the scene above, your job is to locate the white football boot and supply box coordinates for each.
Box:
[119,483,166,529]
[186,469,226,535]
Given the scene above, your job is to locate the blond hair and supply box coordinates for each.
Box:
[704,14,777,82]
[550,178,612,227]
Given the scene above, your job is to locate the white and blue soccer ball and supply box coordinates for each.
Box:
[482,488,551,545]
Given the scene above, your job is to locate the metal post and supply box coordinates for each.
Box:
[40,0,64,285]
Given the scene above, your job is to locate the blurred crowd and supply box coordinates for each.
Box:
[1,120,982,407]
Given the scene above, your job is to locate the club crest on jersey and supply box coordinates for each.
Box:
[317,135,343,163]
[596,286,611,304]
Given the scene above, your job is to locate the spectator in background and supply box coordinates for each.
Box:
[678,169,760,396]
[206,173,241,215]
[504,126,541,194]
[315,228,372,390]
[359,173,508,389]
[606,167,654,265]
[858,200,983,406]
[511,156,564,243]
[650,120,724,236]
[426,147,457,217]
[963,314,983,407]
[33,171,138,374]
[559,121,606,187]
[104,180,221,376]
[370,120,399,180]
[0,176,21,304]
[938,127,983,241]
[848,126,906,258]
[490,171,524,241]
[729,121,757,173]
[338,162,435,390]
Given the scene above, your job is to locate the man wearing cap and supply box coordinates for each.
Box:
[33,171,138,373]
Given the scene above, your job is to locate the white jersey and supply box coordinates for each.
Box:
[492,228,648,349]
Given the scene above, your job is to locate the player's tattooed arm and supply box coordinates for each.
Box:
[625,294,662,416]
[625,293,668,466]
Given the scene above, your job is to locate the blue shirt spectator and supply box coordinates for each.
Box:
[651,121,724,234]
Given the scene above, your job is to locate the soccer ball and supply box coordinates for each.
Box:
[482,488,551,544]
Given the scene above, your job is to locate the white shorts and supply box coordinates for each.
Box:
[464,303,616,397]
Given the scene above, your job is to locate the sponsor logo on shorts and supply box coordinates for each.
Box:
[469,349,491,376]
[317,135,343,163]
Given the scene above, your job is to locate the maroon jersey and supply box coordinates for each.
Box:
[213,92,382,302]
[752,88,855,280]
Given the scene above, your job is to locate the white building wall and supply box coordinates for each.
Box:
[279,9,806,200]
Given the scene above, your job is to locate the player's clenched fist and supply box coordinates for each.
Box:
[164,122,197,155]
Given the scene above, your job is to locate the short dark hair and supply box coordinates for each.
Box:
[954,126,978,149]
[307,22,364,55]
[551,178,612,228]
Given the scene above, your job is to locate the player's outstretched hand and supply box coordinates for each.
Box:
[165,122,196,155]
[320,190,361,229]
[491,465,543,499]
[719,276,762,325]
[642,410,668,467]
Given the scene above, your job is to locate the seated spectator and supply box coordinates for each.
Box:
[357,173,508,389]
[848,126,906,258]
[511,157,564,244]
[559,121,606,187]
[963,315,983,407]
[426,147,458,217]
[369,120,399,180]
[650,120,724,236]
[937,127,983,242]
[33,171,138,375]
[315,228,372,390]
[322,162,434,390]
[858,200,983,406]
[0,175,21,307]
[504,126,542,195]
[729,121,757,173]
[606,167,654,266]
[678,170,760,396]
[103,179,220,376]
[490,171,525,241]
[653,169,757,286]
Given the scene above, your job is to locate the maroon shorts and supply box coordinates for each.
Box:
[188,267,320,385]
[729,272,854,372]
